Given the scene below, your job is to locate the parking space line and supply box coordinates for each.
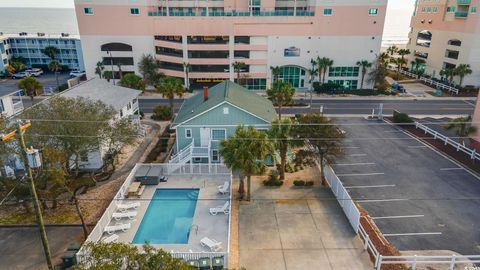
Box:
[357,198,407,203]
[348,154,367,157]
[345,184,395,189]
[383,232,442,237]
[337,172,385,177]
[341,146,360,149]
[439,167,463,171]
[333,162,375,166]
[407,145,428,149]
[372,215,424,220]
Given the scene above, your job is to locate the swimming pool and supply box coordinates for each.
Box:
[133,189,199,244]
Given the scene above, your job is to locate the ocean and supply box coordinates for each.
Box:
[0,7,411,46]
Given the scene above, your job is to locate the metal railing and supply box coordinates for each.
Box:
[415,121,480,161]
[170,251,228,263]
[395,69,460,95]
[148,10,314,17]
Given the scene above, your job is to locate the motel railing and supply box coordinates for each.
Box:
[394,69,460,95]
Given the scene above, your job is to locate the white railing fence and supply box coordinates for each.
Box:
[170,251,228,264]
[393,68,460,95]
[415,122,480,161]
[377,255,480,270]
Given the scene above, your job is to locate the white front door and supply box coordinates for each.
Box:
[199,128,210,147]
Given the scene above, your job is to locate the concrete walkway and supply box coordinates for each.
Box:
[239,183,372,270]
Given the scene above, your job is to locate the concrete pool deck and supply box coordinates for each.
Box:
[104,174,231,253]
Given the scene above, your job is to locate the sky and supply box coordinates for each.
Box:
[0,0,415,9]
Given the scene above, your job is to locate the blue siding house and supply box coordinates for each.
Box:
[170,81,277,164]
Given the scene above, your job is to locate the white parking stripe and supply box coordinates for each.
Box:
[439,167,463,171]
[383,232,442,237]
[345,184,395,189]
[357,198,407,203]
[337,172,385,177]
[372,215,424,220]
[407,145,428,149]
[333,162,375,166]
[348,154,367,157]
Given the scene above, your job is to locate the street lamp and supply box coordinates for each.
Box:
[106,50,115,85]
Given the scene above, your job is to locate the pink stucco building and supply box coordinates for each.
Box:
[472,92,480,150]
[74,0,388,90]
[407,0,480,87]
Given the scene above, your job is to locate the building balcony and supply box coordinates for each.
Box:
[188,58,230,65]
[156,54,184,64]
[457,0,471,5]
[455,11,468,18]
[187,44,229,51]
[148,10,314,17]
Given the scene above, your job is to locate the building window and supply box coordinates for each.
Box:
[84,7,94,15]
[211,129,226,140]
[223,107,229,114]
[416,30,432,47]
[448,39,462,46]
[212,150,219,162]
[328,80,358,90]
[368,8,378,15]
[130,8,140,15]
[446,6,456,13]
[185,129,192,138]
[278,66,307,88]
[328,66,360,77]
[471,6,477,14]
[323,8,333,16]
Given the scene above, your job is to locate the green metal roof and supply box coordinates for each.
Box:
[172,81,276,127]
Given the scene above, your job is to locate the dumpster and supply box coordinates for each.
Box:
[187,259,200,269]
[198,257,211,270]
[61,250,77,268]
[212,256,224,270]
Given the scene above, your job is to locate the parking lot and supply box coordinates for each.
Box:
[332,117,480,254]
[0,73,71,97]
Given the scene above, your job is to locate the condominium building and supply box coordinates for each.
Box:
[0,32,85,75]
[74,0,387,90]
[406,0,480,86]
[473,93,480,150]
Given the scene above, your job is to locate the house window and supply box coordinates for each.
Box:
[130,8,140,15]
[84,7,94,15]
[446,6,455,13]
[212,150,219,162]
[323,8,333,16]
[472,6,478,14]
[223,107,229,114]
[185,129,192,138]
[211,129,226,140]
[369,8,378,15]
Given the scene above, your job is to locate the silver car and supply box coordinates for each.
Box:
[11,71,31,79]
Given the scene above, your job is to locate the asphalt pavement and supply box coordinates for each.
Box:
[0,73,71,97]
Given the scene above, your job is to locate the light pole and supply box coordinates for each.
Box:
[107,50,115,85]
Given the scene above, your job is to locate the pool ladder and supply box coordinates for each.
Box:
[188,224,199,238]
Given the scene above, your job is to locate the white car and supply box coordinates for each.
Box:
[11,71,31,79]
[69,70,85,77]
[25,68,43,77]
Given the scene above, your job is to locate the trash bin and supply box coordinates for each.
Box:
[67,242,81,251]
[198,257,211,270]
[187,259,200,269]
[61,250,77,268]
[212,256,224,270]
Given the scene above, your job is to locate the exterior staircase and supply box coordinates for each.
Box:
[168,139,211,167]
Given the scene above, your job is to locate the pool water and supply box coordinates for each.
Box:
[133,189,199,244]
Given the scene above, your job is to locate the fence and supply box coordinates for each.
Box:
[395,68,460,95]
[415,122,480,161]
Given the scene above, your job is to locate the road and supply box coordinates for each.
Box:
[0,73,71,97]
[138,98,476,116]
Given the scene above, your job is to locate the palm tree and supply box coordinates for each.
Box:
[387,45,398,56]
[411,58,426,78]
[220,125,272,201]
[266,80,295,120]
[232,61,246,85]
[454,64,472,87]
[183,62,191,91]
[48,60,62,90]
[270,66,282,83]
[116,63,123,80]
[317,57,334,84]
[156,76,185,113]
[397,49,411,62]
[440,68,456,84]
[445,115,476,145]
[18,77,43,103]
[95,61,105,79]
[356,60,372,89]
[43,46,59,60]
[379,52,390,67]
[391,57,407,80]
[267,119,303,180]
[307,66,318,107]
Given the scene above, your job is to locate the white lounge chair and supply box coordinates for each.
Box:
[116,202,140,212]
[112,211,137,221]
[209,201,230,215]
[101,234,119,243]
[200,237,222,252]
[104,223,131,235]
[217,181,230,194]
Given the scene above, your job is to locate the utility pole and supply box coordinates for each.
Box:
[3,122,53,269]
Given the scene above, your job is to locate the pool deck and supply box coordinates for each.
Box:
[106,174,231,253]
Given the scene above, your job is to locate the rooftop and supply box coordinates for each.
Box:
[60,78,141,111]
[172,80,277,127]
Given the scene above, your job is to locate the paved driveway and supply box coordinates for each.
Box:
[0,73,71,96]
[333,117,480,254]
[239,181,372,270]
[0,225,83,270]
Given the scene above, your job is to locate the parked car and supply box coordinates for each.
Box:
[11,71,31,79]
[69,70,85,78]
[25,68,43,77]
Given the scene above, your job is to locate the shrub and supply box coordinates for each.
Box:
[57,83,68,92]
[293,180,306,186]
[393,111,413,124]
[305,181,314,186]
[152,105,172,121]
[263,170,283,186]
